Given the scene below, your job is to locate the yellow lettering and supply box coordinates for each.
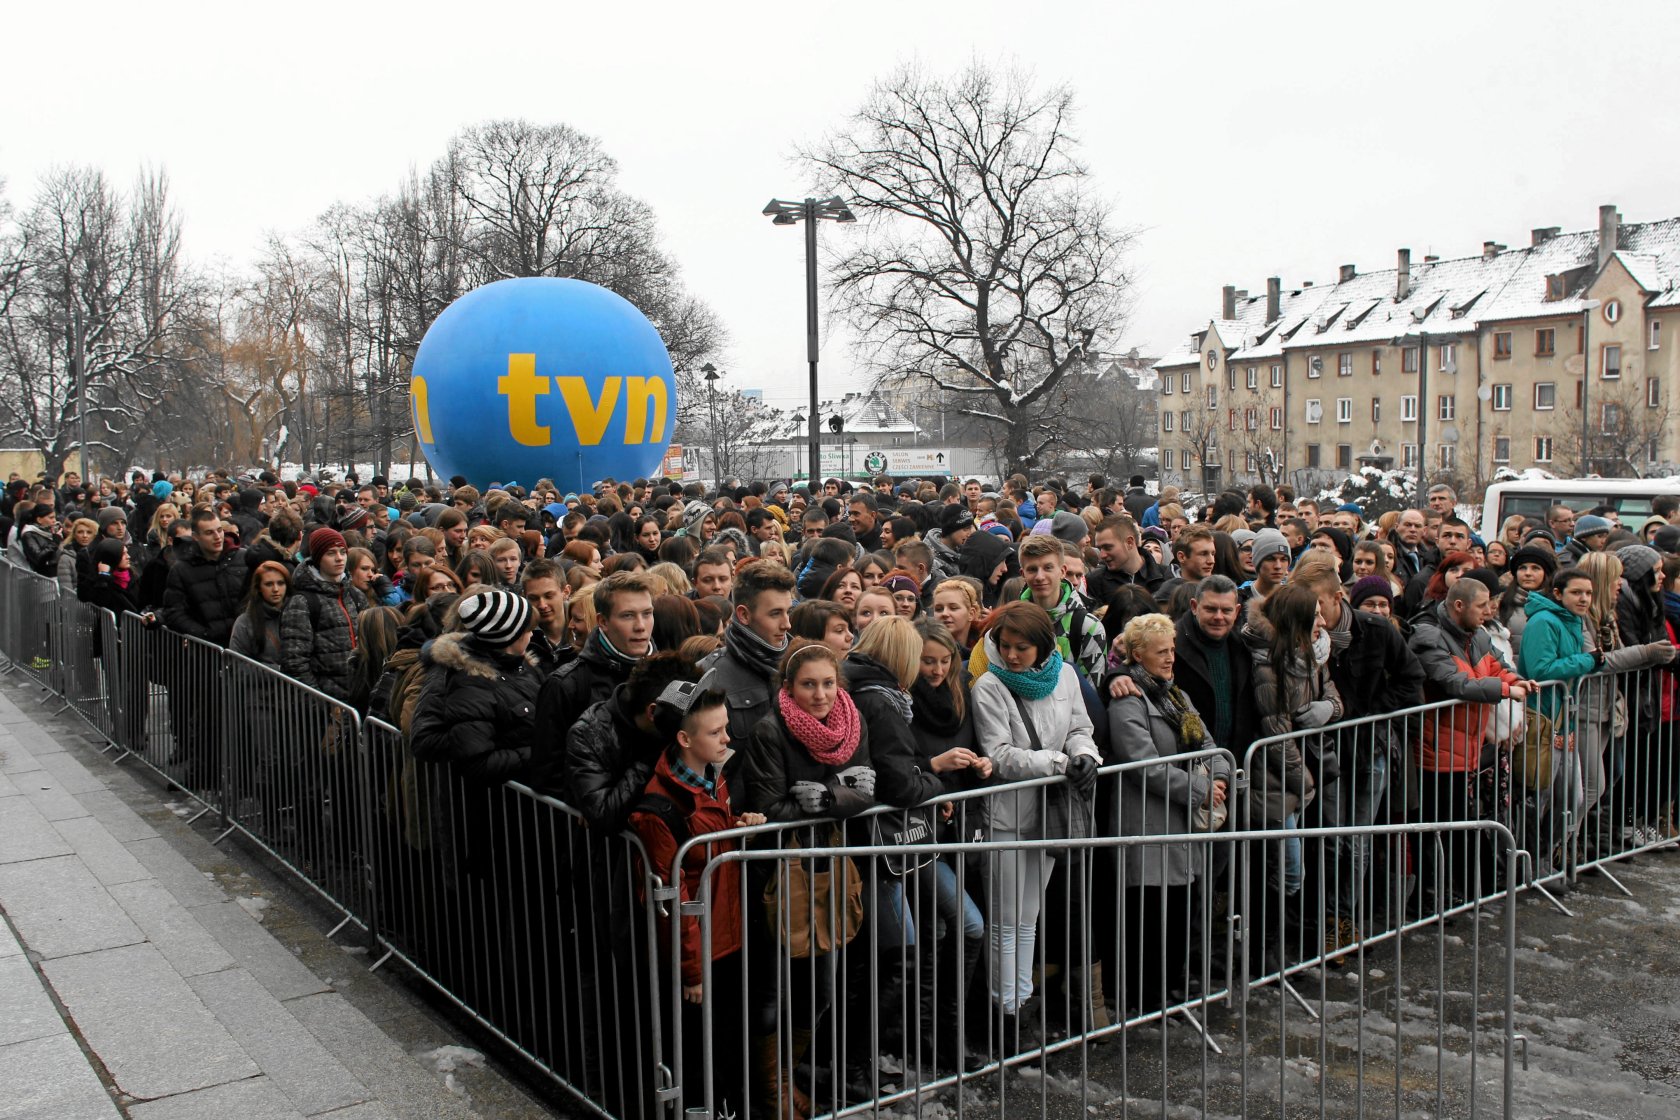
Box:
[411,376,434,444]
[622,375,669,445]
[498,354,551,446]
[557,376,621,447]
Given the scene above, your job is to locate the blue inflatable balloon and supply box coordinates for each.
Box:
[409,278,676,492]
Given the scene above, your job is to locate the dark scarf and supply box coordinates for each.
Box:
[911,676,964,737]
[726,618,788,679]
[1126,660,1206,752]
[591,627,649,671]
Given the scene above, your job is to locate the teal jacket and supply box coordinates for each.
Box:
[1516,592,1596,724]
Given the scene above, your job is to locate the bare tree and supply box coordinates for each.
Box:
[1539,377,1675,478]
[803,63,1132,475]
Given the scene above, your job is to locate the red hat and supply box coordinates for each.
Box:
[298,483,319,497]
[308,527,346,566]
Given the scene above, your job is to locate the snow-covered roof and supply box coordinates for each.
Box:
[1164,213,1680,365]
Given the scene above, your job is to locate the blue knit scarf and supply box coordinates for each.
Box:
[988,649,1065,701]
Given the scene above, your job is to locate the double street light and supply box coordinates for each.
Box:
[762,196,856,486]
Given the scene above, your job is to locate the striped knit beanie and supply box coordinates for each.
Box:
[457,588,533,647]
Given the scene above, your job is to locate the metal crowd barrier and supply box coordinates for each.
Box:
[1568,663,1680,888]
[681,821,1520,1120]
[113,609,228,817]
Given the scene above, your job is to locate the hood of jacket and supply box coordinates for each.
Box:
[1238,596,1276,662]
[1524,589,1577,626]
[422,631,540,680]
[290,562,345,598]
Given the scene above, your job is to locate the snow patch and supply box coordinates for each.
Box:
[236,896,271,922]
[418,1045,486,1076]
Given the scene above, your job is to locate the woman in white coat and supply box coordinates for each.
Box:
[971,601,1100,1050]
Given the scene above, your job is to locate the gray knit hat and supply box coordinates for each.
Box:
[1050,510,1088,545]
[457,588,533,647]
[1250,529,1291,568]
[96,507,127,533]
[1617,544,1662,586]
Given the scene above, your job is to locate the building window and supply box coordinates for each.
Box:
[1162,412,1174,433]
[1245,452,1256,473]
[1492,383,1512,411]
[1576,380,1584,408]
[1372,350,1382,375]
[1402,443,1418,468]
[1269,406,1283,430]
[1182,372,1192,393]
[1228,408,1238,431]
[1163,375,1173,395]
[1603,401,1622,431]
[1247,365,1258,389]
[1228,365,1238,391]
[1307,444,1321,468]
[1652,320,1663,351]
[1535,382,1556,410]
[1207,385,1218,408]
[1336,397,1353,423]
[1245,407,1258,431]
[1535,436,1553,463]
[1400,394,1418,421]
[1440,444,1455,471]
[1337,444,1352,469]
[1649,437,1661,463]
[1494,332,1513,359]
[1438,395,1455,421]
[1270,364,1283,388]
[1494,437,1510,463]
[1371,397,1381,422]
[1535,328,1555,357]
[1305,399,1323,424]
[1440,342,1457,370]
[1307,356,1323,379]
[1602,344,1622,380]
[1338,352,1353,377]
[1182,449,1194,471]
[1650,378,1662,408]
[1181,409,1191,431]
[1403,347,1419,373]
[1547,274,1566,300]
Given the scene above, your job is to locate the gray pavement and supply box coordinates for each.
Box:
[0,675,562,1120]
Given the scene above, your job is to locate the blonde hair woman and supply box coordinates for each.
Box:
[648,561,692,597]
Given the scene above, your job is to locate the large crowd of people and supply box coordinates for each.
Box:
[5,466,1680,1118]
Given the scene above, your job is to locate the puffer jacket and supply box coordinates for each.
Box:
[532,634,636,797]
[563,685,667,832]
[18,523,60,577]
[970,633,1099,835]
[1408,601,1521,772]
[631,753,746,986]
[280,563,368,703]
[1238,600,1320,824]
[162,542,248,646]
[409,631,542,784]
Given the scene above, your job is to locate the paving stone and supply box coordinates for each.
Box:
[127,1076,306,1120]
[0,953,64,1047]
[42,942,259,1100]
[309,1103,398,1119]
[0,738,44,774]
[285,993,476,1120]
[51,817,150,887]
[0,794,74,864]
[72,788,158,841]
[0,919,20,958]
[0,1032,123,1119]
[35,750,106,795]
[18,775,91,822]
[0,855,143,960]
[124,837,227,907]
[0,769,20,797]
[189,968,368,1117]
[191,900,330,1002]
[105,880,234,979]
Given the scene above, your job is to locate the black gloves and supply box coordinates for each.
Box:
[1066,754,1098,792]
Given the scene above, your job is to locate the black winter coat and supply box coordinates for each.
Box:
[161,543,247,646]
[959,528,1016,607]
[562,686,665,832]
[532,636,633,797]
[742,709,875,823]
[1326,607,1426,721]
[845,654,943,809]
[1171,611,1260,762]
[78,572,139,659]
[280,563,367,703]
[409,632,542,784]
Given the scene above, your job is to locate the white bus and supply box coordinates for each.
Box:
[1477,477,1680,538]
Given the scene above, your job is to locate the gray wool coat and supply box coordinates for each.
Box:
[1106,679,1231,887]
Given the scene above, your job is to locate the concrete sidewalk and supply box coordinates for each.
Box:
[0,675,562,1120]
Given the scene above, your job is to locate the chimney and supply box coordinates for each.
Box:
[1302,280,1314,288]
[1265,276,1281,323]
[1396,248,1411,302]
[1221,284,1236,320]
[1531,226,1561,246]
[1482,241,1499,261]
[1598,204,1621,270]
[1338,264,1356,284]
[1424,254,1439,263]
[1235,289,1248,306]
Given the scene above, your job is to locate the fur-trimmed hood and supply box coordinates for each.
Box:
[422,631,541,680]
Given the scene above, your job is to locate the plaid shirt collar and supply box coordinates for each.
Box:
[671,758,717,796]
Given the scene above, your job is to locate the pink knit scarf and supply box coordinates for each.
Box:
[777,687,861,767]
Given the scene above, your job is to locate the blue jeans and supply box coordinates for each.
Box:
[1318,751,1390,923]
[1278,814,1303,897]
[880,860,987,948]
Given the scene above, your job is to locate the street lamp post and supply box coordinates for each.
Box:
[790,413,806,480]
[762,196,856,493]
[1579,299,1604,474]
[701,362,722,484]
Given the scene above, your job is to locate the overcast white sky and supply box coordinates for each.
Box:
[6,0,1680,413]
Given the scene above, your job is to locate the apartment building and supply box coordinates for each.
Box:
[1154,205,1680,495]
